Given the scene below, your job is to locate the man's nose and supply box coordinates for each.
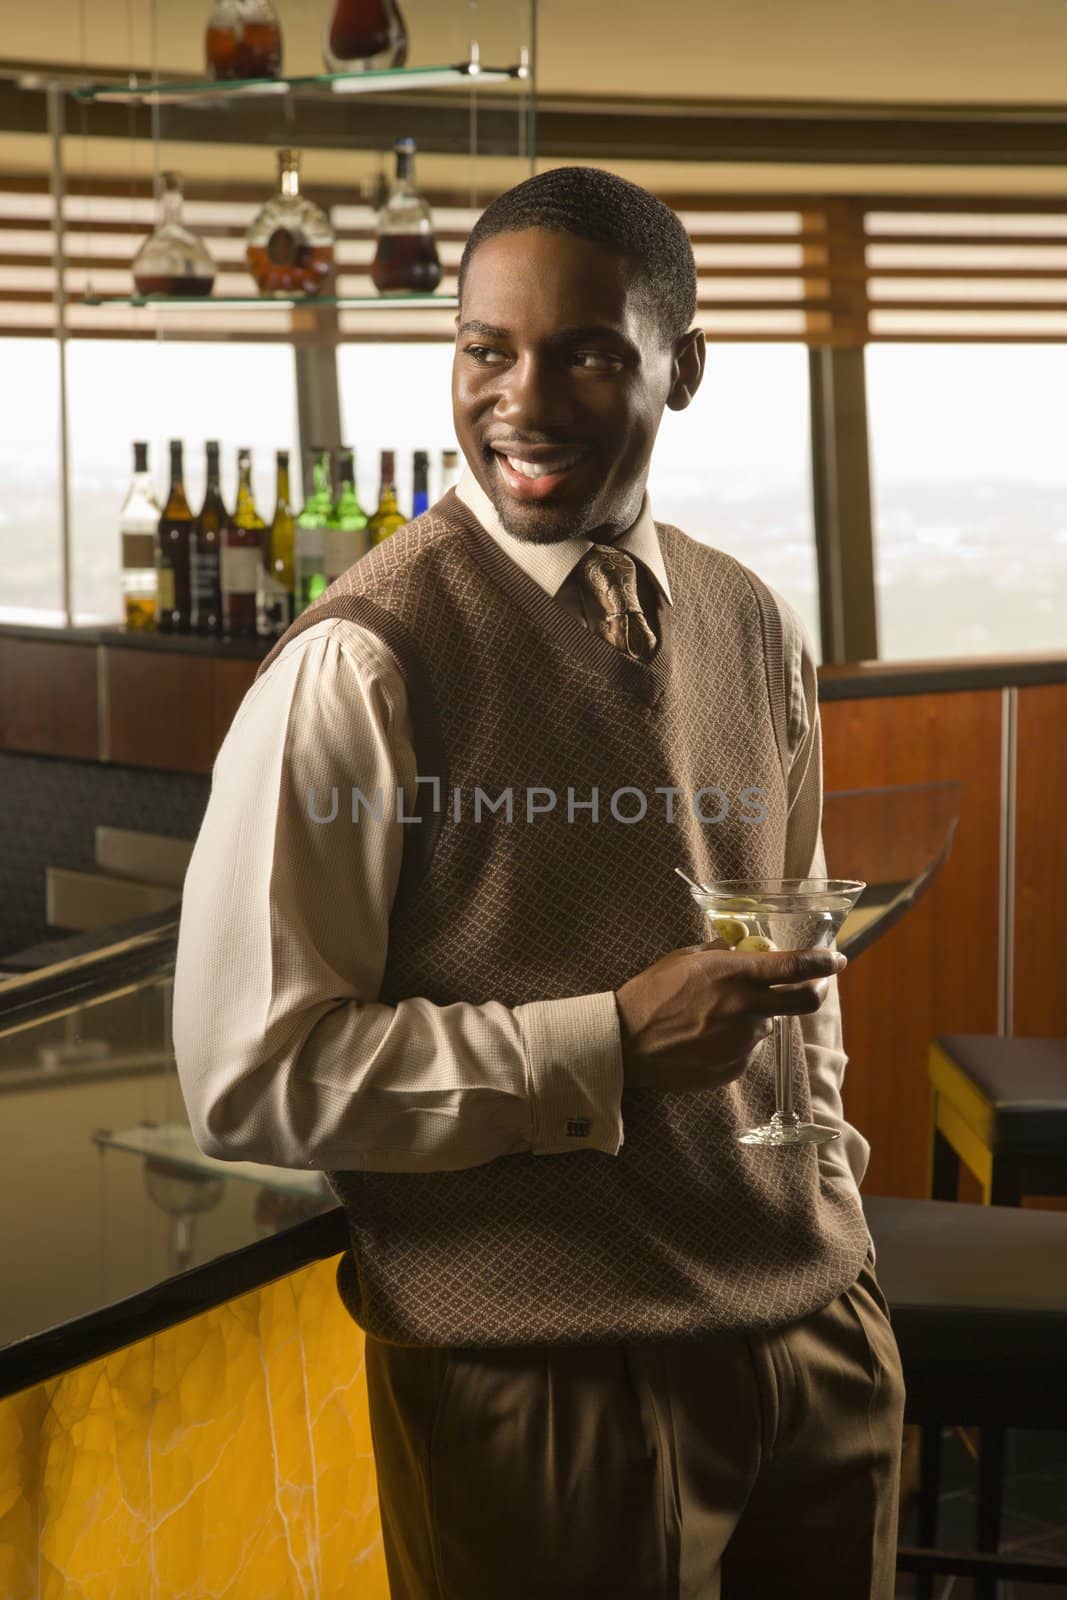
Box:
[493,352,573,422]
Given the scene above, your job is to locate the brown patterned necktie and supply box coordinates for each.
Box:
[577,543,658,663]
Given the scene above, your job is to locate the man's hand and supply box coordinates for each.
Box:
[615,941,847,1093]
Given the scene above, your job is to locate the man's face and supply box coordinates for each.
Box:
[451,227,704,545]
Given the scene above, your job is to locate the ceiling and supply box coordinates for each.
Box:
[5,0,1067,104]
[5,0,1067,193]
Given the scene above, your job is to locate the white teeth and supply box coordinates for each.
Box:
[503,453,582,479]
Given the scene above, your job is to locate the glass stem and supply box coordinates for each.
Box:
[771,1014,800,1133]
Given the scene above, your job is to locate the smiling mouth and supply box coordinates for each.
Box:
[491,449,590,500]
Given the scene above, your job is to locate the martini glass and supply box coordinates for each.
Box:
[684,877,866,1148]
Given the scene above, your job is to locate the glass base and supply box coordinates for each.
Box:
[738,1119,842,1148]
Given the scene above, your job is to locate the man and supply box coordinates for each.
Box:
[174,165,905,1598]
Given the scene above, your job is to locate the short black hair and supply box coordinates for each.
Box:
[457,165,698,350]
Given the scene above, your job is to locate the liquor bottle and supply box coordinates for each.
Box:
[190,440,226,636]
[370,137,442,296]
[323,447,369,584]
[223,448,265,638]
[257,449,296,638]
[205,0,282,80]
[411,449,429,518]
[322,0,407,72]
[440,447,461,495]
[246,151,334,298]
[119,441,160,631]
[132,172,216,298]
[294,447,332,612]
[367,449,408,546]
[155,440,194,634]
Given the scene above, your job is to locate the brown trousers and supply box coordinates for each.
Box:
[364,1251,906,1599]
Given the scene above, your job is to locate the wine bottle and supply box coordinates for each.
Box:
[294,447,332,612]
[119,441,160,631]
[322,0,407,72]
[223,448,265,639]
[155,440,194,634]
[440,447,461,495]
[191,440,226,637]
[367,449,408,546]
[257,449,296,638]
[411,449,429,518]
[370,137,442,296]
[323,446,369,584]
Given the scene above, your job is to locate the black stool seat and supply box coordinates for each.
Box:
[867,1196,1067,1595]
[863,1195,1067,1423]
[935,1034,1067,1153]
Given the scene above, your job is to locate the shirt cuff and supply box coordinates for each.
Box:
[514,991,625,1157]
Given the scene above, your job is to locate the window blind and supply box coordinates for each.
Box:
[3,176,1066,344]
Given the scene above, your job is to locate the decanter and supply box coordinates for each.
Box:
[132,172,216,297]
[370,137,441,296]
[245,150,335,297]
[205,0,283,79]
[323,0,408,73]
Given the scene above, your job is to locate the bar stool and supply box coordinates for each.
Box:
[928,1033,1067,1207]
[863,1195,1067,1598]
[919,1034,1067,1598]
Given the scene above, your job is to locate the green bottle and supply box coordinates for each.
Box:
[294,446,332,613]
[324,447,368,584]
[368,449,408,547]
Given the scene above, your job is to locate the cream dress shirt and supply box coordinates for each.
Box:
[172,465,871,1192]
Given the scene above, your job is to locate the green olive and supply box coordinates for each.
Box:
[735,935,779,953]
[709,916,749,947]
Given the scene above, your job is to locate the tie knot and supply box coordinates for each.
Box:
[578,543,642,615]
[577,543,657,662]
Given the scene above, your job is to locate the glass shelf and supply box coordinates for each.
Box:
[93,1121,332,1199]
[72,58,528,105]
[80,292,459,310]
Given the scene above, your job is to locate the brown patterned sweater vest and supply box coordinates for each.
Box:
[255,487,870,1347]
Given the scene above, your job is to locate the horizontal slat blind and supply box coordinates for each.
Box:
[2,175,1066,344]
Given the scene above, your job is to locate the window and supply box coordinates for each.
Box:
[338,343,458,515]
[0,340,63,622]
[866,344,1067,660]
[646,344,819,650]
[65,342,300,624]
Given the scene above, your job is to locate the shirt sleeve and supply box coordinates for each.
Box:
[775,593,873,1195]
[172,617,623,1173]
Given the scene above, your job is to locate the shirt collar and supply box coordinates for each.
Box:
[454,463,674,607]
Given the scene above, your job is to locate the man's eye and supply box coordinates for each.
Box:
[464,345,619,369]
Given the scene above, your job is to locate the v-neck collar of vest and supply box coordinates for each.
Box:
[441,488,673,708]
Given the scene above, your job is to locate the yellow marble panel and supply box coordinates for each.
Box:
[0,1254,390,1599]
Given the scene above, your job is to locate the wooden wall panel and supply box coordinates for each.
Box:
[0,639,98,761]
[107,651,215,773]
[819,690,1002,1199]
[1013,682,1067,1038]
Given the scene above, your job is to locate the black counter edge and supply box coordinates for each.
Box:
[0,1205,350,1400]
[1,621,1066,695]
[0,620,271,661]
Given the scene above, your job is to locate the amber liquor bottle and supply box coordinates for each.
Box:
[190,440,226,636]
[223,448,266,638]
[370,137,442,296]
[155,440,194,634]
